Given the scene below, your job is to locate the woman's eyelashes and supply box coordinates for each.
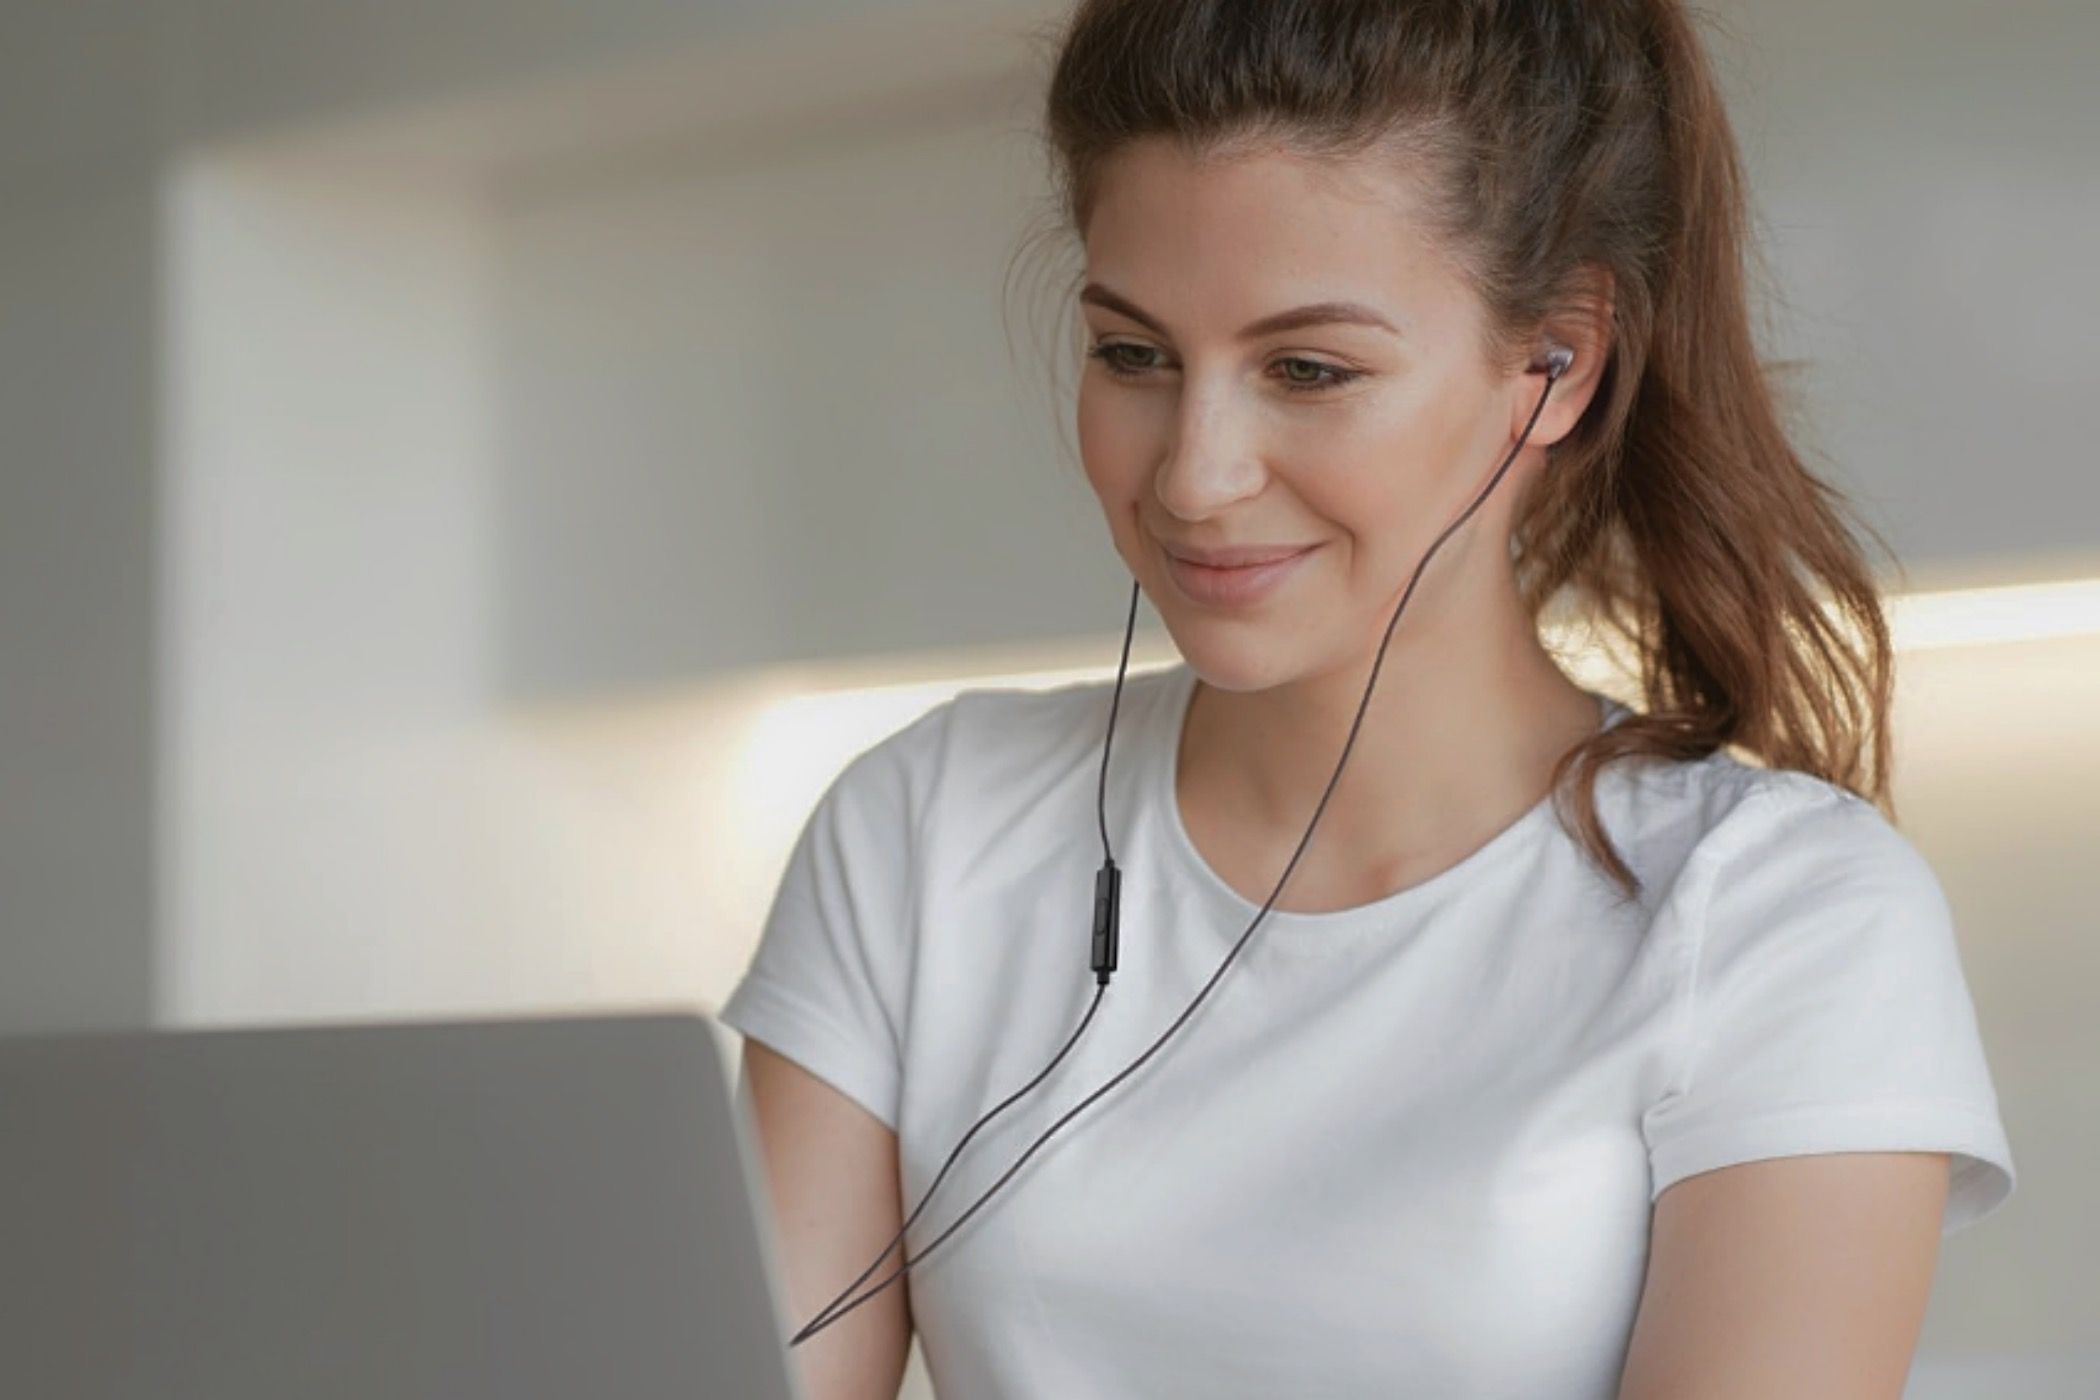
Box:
[1085,340,1367,394]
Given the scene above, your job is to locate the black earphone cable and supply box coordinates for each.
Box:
[788,580,1141,1345]
[791,354,1570,1348]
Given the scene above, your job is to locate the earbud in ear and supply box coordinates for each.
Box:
[1537,344,1574,380]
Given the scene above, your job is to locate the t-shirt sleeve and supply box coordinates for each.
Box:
[1640,779,2016,1236]
[712,701,950,1133]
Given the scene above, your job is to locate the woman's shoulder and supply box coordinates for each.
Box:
[826,664,1169,823]
[1688,761,1938,918]
[913,663,1175,788]
[1643,749,1908,865]
[1594,734,1924,907]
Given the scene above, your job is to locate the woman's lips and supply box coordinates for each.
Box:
[1163,542,1321,608]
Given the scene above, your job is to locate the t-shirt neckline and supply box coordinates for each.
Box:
[1147,659,1625,939]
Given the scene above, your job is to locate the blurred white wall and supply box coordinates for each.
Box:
[1732,0,2100,576]
[3,1,2097,1395]
[487,65,1108,699]
[0,167,158,1029]
[160,153,501,1019]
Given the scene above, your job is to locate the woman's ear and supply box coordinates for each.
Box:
[1515,269,1615,451]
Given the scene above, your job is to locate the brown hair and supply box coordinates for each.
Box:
[1020,0,1901,900]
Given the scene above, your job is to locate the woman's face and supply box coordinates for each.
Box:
[1076,137,1547,689]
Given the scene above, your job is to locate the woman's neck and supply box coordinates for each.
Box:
[1173,610,1602,910]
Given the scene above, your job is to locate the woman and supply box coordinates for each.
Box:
[721,2,2017,1396]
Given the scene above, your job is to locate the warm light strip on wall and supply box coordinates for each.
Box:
[807,574,2100,695]
[766,573,2100,713]
[1885,576,2100,652]
[728,575,2100,829]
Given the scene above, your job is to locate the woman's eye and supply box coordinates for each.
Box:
[1086,342,1362,394]
[1087,342,1164,378]
[1275,357,1361,391]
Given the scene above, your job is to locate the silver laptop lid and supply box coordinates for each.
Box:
[0,1009,805,1400]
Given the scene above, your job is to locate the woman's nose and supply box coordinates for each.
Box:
[1151,386,1267,521]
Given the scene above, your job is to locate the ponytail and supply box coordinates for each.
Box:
[1528,0,1898,897]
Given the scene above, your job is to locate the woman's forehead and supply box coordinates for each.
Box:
[1081,139,1468,340]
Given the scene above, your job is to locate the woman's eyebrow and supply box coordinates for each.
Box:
[1079,282,1402,340]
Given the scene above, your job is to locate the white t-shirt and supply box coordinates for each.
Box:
[717,659,2015,1399]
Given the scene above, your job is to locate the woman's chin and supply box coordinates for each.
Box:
[1158,623,1309,695]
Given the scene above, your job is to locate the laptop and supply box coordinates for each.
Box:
[0,1008,808,1400]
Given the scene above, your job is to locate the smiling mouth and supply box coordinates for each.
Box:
[1159,540,1322,608]
[1159,542,1322,568]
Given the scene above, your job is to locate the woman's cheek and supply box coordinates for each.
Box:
[1076,398,1152,508]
